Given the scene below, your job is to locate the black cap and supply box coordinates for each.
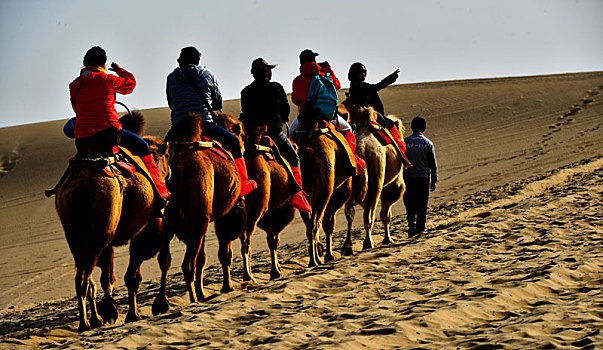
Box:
[299,49,319,64]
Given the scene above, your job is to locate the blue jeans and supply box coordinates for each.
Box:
[268,128,300,167]
[203,121,243,158]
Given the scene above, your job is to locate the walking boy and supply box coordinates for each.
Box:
[403,116,438,237]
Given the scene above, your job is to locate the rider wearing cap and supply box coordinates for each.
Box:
[240,57,311,212]
[290,49,365,172]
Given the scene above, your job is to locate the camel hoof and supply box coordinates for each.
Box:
[89,315,104,330]
[221,285,235,293]
[78,322,92,333]
[324,253,336,263]
[125,312,143,323]
[243,276,258,285]
[362,239,374,250]
[97,297,119,325]
[316,242,324,257]
[340,245,354,256]
[152,297,171,316]
[270,271,282,281]
[382,237,395,245]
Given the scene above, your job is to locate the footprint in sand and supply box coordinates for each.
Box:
[0,151,19,178]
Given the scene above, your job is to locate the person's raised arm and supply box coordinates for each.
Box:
[108,62,136,95]
[375,68,400,91]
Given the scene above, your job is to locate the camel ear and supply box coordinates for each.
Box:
[158,141,169,155]
[232,123,242,135]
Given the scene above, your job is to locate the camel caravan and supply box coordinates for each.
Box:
[48,46,430,332]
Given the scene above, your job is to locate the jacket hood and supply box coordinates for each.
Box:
[299,62,320,75]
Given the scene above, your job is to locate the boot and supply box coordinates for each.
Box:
[234,157,257,197]
[387,125,413,168]
[141,154,170,217]
[141,154,171,200]
[341,130,366,175]
[388,125,406,153]
[289,166,311,213]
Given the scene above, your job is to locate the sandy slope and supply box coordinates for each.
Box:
[0,72,601,348]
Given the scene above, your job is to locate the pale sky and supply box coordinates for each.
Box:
[0,0,602,128]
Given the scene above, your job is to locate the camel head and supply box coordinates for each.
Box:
[143,135,171,180]
[119,110,146,136]
[214,111,246,151]
[169,112,205,142]
[386,115,405,134]
[349,106,378,127]
[298,108,321,131]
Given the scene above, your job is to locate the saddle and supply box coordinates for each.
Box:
[169,136,232,161]
[293,120,359,177]
[361,122,412,168]
[245,136,301,192]
[45,146,151,197]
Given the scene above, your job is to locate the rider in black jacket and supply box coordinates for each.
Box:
[240,58,311,213]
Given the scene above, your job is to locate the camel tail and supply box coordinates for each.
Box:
[119,110,146,136]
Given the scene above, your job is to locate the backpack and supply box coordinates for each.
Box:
[306,73,338,121]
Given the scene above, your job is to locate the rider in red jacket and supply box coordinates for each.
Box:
[67,46,169,207]
[69,60,135,139]
[291,50,341,112]
[290,49,364,173]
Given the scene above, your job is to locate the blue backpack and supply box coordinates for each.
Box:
[306,73,338,121]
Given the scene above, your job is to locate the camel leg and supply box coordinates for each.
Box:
[363,179,383,250]
[97,246,119,325]
[153,230,174,316]
[267,230,282,280]
[342,201,355,256]
[124,254,143,323]
[217,236,235,293]
[182,220,208,303]
[193,236,208,301]
[323,210,336,263]
[380,178,405,244]
[75,267,94,333]
[86,274,103,330]
[240,226,257,284]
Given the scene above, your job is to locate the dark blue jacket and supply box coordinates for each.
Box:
[403,132,438,183]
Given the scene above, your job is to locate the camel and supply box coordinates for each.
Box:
[292,109,355,267]
[341,103,406,250]
[164,112,246,305]
[214,112,296,281]
[54,112,171,333]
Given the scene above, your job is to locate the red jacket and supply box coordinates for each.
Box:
[291,62,341,112]
[69,66,136,138]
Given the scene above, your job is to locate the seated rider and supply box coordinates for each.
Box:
[65,46,170,204]
[240,57,311,213]
[290,49,366,171]
[165,46,256,197]
[347,62,406,151]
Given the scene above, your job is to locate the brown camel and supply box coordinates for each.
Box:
[215,112,296,281]
[54,112,171,333]
[164,112,246,305]
[341,103,406,250]
[292,109,355,267]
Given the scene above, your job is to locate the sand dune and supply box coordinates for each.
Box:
[0,72,601,348]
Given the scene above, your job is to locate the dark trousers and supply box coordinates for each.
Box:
[268,128,300,167]
[203,121,243,158]
[403,177,430,235]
